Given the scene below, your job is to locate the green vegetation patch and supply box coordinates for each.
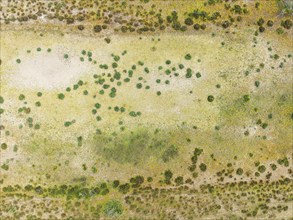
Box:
[94,128,176,164]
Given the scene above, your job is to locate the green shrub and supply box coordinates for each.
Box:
[186,68,192,78]
[118,183,130,194]
[94,25,102,32]
[277,0,293,16]
[161,145,178,162]
[112,180,120,188]
[58,93,65,100]
[236,168,243,175]
[207,95,214,102]
[185,54,192,60]
[103,200,123,217]
[164,170,173,184]
[1,143,7,150]
[19,94,25,100]
[258,165,266,173]
[175,176,184,185]
[130,175,144,188]
[243,95,250,102]
[199,163,207,172]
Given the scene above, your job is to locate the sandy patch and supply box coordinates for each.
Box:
[6,52,92,90]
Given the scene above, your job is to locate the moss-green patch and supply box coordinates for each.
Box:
[94,127,177,165]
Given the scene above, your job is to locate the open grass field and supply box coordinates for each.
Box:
[0,0,293,219]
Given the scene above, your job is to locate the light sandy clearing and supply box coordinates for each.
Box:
[7,52,92,90]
